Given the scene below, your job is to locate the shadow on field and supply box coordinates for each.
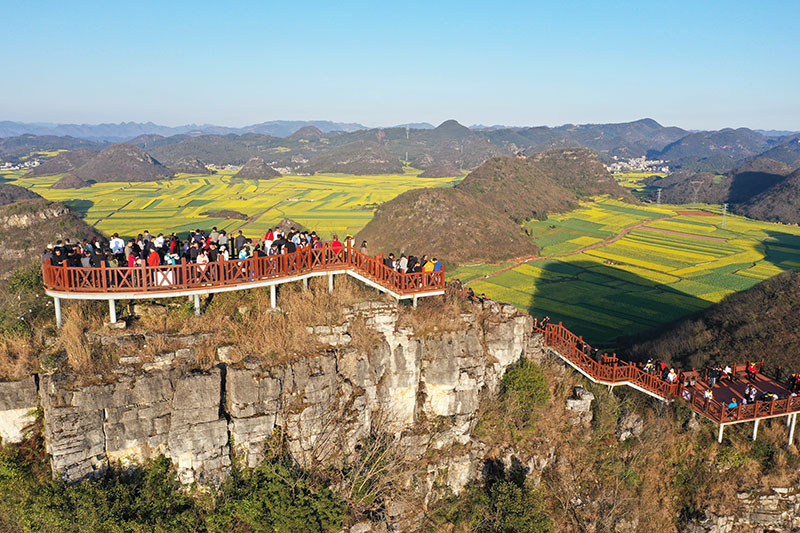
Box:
[62,199,94,217]
[763,230,800,270]
[526,260,707,354]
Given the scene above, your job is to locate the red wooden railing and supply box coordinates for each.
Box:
[537,320,800,424]
[42,243,445,297]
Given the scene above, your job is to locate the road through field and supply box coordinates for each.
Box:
[464,216,673,285]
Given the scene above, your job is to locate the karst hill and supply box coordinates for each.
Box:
[170,157,212,175]
[27,148,98,177]
[50,172,89,189]
[302,140,402,175]
[73,143,174,182]
[356,147,632,263]
[234,157,281,179]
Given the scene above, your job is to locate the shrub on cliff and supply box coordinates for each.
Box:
[432,457,552,532]
[209,452,344,532]
[501,358,550,434]
[0,433,345,532]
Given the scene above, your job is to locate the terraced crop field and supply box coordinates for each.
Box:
[2,170,462,239]
[613,171,664,198]
[463,198,800,346]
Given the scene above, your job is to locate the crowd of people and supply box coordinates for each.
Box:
[41,226,445,294]
[42,226,343,269]
[380,252,442,275]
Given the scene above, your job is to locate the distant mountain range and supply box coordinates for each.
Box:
[0,120,369,141]
[4,118,800,197]
[4,118,796,144]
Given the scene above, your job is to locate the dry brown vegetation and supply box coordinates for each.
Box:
[462,354,800,532]
[0,334,41,380]
[58,302,105,373]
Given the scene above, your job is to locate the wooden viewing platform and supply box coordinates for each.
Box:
[539,321,800,445]
[42,243,445,326]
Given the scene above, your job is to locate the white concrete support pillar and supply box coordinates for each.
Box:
[108,299,117,324]
[790,413,797,446]
[193,294,201,316]
[413,294,418,308]
[328,272,334,293]
[303,278,308,290]
[752,418,760,441]
[270,285,277,309]
[718,424,725,443]
[54,297,62,328]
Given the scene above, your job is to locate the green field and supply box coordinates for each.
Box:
[461,197,800,346]
[1,170,462,239]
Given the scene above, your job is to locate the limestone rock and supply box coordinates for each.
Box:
[41,368,230,485]
[133,303,168,317]
[686,414,701,432]
[616,411,644,442]
[565,386,595,424]
[35,298,545,502]
[0,376,39,444]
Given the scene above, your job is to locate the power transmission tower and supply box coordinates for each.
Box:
[722,203,728,228]
[656,188,662,207]
[689,180,704,204]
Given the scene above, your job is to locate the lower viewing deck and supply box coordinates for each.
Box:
[42,244,445,325]
[539,321,800,444]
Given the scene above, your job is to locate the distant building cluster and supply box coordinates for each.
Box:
[206,164,242,171]
[0,159,41,171]
[606,156,669,173]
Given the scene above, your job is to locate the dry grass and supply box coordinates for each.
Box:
[58,303,104,374]
[0,333,41,380]
[397,292,470,338]
[139,334,172,363]
[132,276,388,366]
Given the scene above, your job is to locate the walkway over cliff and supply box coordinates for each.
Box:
[539,321,800,444]
[42,244,445,326]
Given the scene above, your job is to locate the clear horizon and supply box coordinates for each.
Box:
[3,1,798,131]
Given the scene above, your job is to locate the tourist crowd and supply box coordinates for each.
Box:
[42,227,444,283]
[42,226,340,269]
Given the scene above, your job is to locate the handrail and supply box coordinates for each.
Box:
[41,243,445,297]
[537,321,800,425]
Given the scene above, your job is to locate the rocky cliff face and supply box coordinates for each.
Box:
[0,376,37,445]
[687,488,800,532]
[0,300,539,501]
[0,203,70,229]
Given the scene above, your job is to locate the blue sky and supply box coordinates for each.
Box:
[1,0,798,130]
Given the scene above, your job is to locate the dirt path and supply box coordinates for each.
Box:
[233,198,288,234]
[92,200,133,226]
[464,216,672,286]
